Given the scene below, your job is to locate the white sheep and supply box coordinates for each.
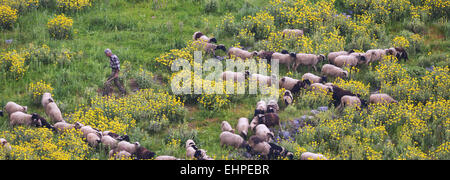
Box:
[110,150,132,160]
[365,49,387,64]
[9,112,42,127]
[41,93,53,109]
[254,100,267,117]
[228,47,258,60]
[321,64,348,79]
[185,139,196,149]
[255,124,274,142]
[221,71,249,83]
[282,29,304,38]
[4,102,27,115]
[301,152,328,160]
[101,134,118,150]
[80,126,100,139]
[193,31,217,43]
[45,100,64,123]
[279,77,311,94]
[236,117,249,139]
[266,99,279,114]
[333,54,366,67]
[293,53,326,72]
[117,141,140,155]
[310,83,332,93]
[271,52,296,71]
[54,121,83,133]
[249,74,277,87]
[302,73,327,84]
[197,41,226,56]
[1,138,12,153]
[221,121,235,133]
[369,93,398,105]
[250,115,260,132]
[283,90,293,106]
[86,132,102,147]
[219,131,248,149]
[338,95,361,109]
[327,50,354,64]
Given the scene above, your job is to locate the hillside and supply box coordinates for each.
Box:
[0,0,449,160]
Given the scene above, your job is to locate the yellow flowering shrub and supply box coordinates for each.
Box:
[334,78,371,99]
[0,50,28,80]
[392,36,410,48]
[0,127,91,160]
[56,0,92,11]
[0,0,39,12]
[28,80,54,103]
[0,5,17,29]
[242,11,275,40]
[47,14,73,40]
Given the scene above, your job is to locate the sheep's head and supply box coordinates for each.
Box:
[209,38,217,44]
[318,54,326,61]
[1,139,7,146]
[119,135,130,142]
[286,152,294,160]
[321,76,328,83]
[281,50,289,54]
[23,106,28,113]
[342,71,349,79]
[284,90,292,97]
[134,142,141,148]
[348,49,355,54]
[252,51,258,57]
[31,113,43,127]
[215,44,226,52]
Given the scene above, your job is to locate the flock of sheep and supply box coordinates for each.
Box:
[0,29,405,160]
[194,29,404,160]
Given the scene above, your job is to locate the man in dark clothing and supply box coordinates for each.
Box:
[103,49,126,96]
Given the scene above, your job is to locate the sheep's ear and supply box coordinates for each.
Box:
[23,106,28,112]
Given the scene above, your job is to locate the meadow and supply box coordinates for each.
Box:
[0,0,449,160]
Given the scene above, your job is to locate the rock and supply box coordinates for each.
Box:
[317,106,328,112]
[311,110,320,115]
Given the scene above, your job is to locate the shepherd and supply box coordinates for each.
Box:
[103,49,126,96]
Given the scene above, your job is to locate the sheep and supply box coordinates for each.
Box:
[257,50,275,63]
[110,150,132,160]
[199,42,226,56]
[394,47,408,61]
[41,93,53,109]
[194,149,214,160]
[266,99,279,113]
[321,64,349,79]
[330,85,359,107]
[236,117,249,140]
[337,95,362,109]
[267,143,294,160]
[155,156,179,160]
[302,73,327,84]
[365,49,387,64]
[369,93,398,105]
[54,121,83,133]
[9,112,42,127]
[135,146,155,160]
[301,152,327,160]
[279,77,311,94]
[227,47,258,60]
[221,71,250,83]
[327,50,355,64]
[250,115,261,132]
[4,102,27,115]
[283,90,293,106]
[333,54,366,67]
[293,53,326,72]
[101,134,118,150]
[86,132,102,147]
[186,139,196,149]
[219,131,249,149]
[271,52,296,71]
[117,141,140,155]
[80,126,101,139]
[250,138,271,159]
[282,29,304,38]
[193,31,217,43]
[103,131,130,142]
[1,138,12,153]
[45,99,64,123]
[221,121,235,133]
[249,74,277,87]
[310,83,333,93]
[255,124,274,142]
[262,113,281,129]
[254,100,267,117]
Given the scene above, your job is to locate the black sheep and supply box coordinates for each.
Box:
[331,85,358,107]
